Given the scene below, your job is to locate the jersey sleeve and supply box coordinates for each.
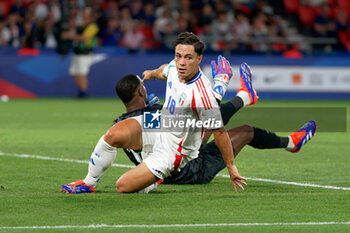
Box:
[194,79,223,130]
[162,60,176,79]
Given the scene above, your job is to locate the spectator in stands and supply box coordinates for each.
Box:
[141,2,156,26]
[7,12,21,47]
[0,0,348,54]
[335,9,350,32]
[177,9,193,33]
[213,1,234,26]
[9,0,28,19]
[0,17,10,46]
[178,18,192,34]
[232,11,252,39]
[251,0,274,19]
[121,21,144,53]
[231,11,252,51]
[213,0,230,15]
[20,19,36,48]
[155,0,179,19]
[130,0,143,20]
[268,15,289,52]
[211,10,232,42]
[33,0,48,21]
[157,20,177,50]
[97,1,119,37]
[251,12,268,52]
[104,1,120,19]
[119,7,133,33]
[49,0,61,23]
[198,22,218,52]
[197,4,215,28]
[37,13,57,48]
[335,9,350,51]
[100,16,123,46]
[179,0,191,11]
[313,3,336,37]
[153,8,177,41]
[67,0,80,21]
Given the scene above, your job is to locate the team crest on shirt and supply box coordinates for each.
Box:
[178,92,187,106]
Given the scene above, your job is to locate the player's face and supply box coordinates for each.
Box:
[175,44,202,82]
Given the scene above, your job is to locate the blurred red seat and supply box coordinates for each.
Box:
[338,30,350,52]
[283,0,300,14]
[298,6,316,27]
[336,0,350,9]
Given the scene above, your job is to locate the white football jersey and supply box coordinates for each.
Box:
[158,59,222,160]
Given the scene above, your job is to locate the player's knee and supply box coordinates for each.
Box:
[116,178,127,193]
[104,129,123,148]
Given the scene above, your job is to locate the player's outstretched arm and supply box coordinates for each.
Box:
[213,127,247,192]
[142,64,168,82]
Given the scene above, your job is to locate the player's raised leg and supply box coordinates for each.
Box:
[237,62,258,106]
[217,62,258,127]
[231,121,316,154]
[286,120,317,153]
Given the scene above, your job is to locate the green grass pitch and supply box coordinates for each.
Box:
[0,98,350,233]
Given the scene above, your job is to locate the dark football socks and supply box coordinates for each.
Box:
[249,127,289,149]
[220,96,244,125]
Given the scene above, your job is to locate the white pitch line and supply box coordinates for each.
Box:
[218,174,350,191]
[1,151,350,191]
[1,221,350,230]
[0,151,134,169]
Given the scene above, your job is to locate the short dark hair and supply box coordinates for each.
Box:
[115,74,141,103]
[173,32,205,56]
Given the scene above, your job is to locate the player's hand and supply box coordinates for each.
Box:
[142,70,156,83]
[211,55,233,80]
[227,164,247,192]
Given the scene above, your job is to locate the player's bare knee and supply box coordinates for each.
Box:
[116,178,127,193]
[104,129,122,148]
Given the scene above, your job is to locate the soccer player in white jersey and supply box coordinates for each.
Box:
[61,71,316,194]
[116,32,248,193]
[61,32,317,194]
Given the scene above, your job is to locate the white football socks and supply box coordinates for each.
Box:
[84,136,117,187]
[236,91,251,106]
[286,136,295,151]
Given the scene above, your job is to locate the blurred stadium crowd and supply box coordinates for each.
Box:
[0,0,349,55]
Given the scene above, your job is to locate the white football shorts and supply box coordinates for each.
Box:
[69,54,93,76]
[131,116,196,180]
[143,133,194,180]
